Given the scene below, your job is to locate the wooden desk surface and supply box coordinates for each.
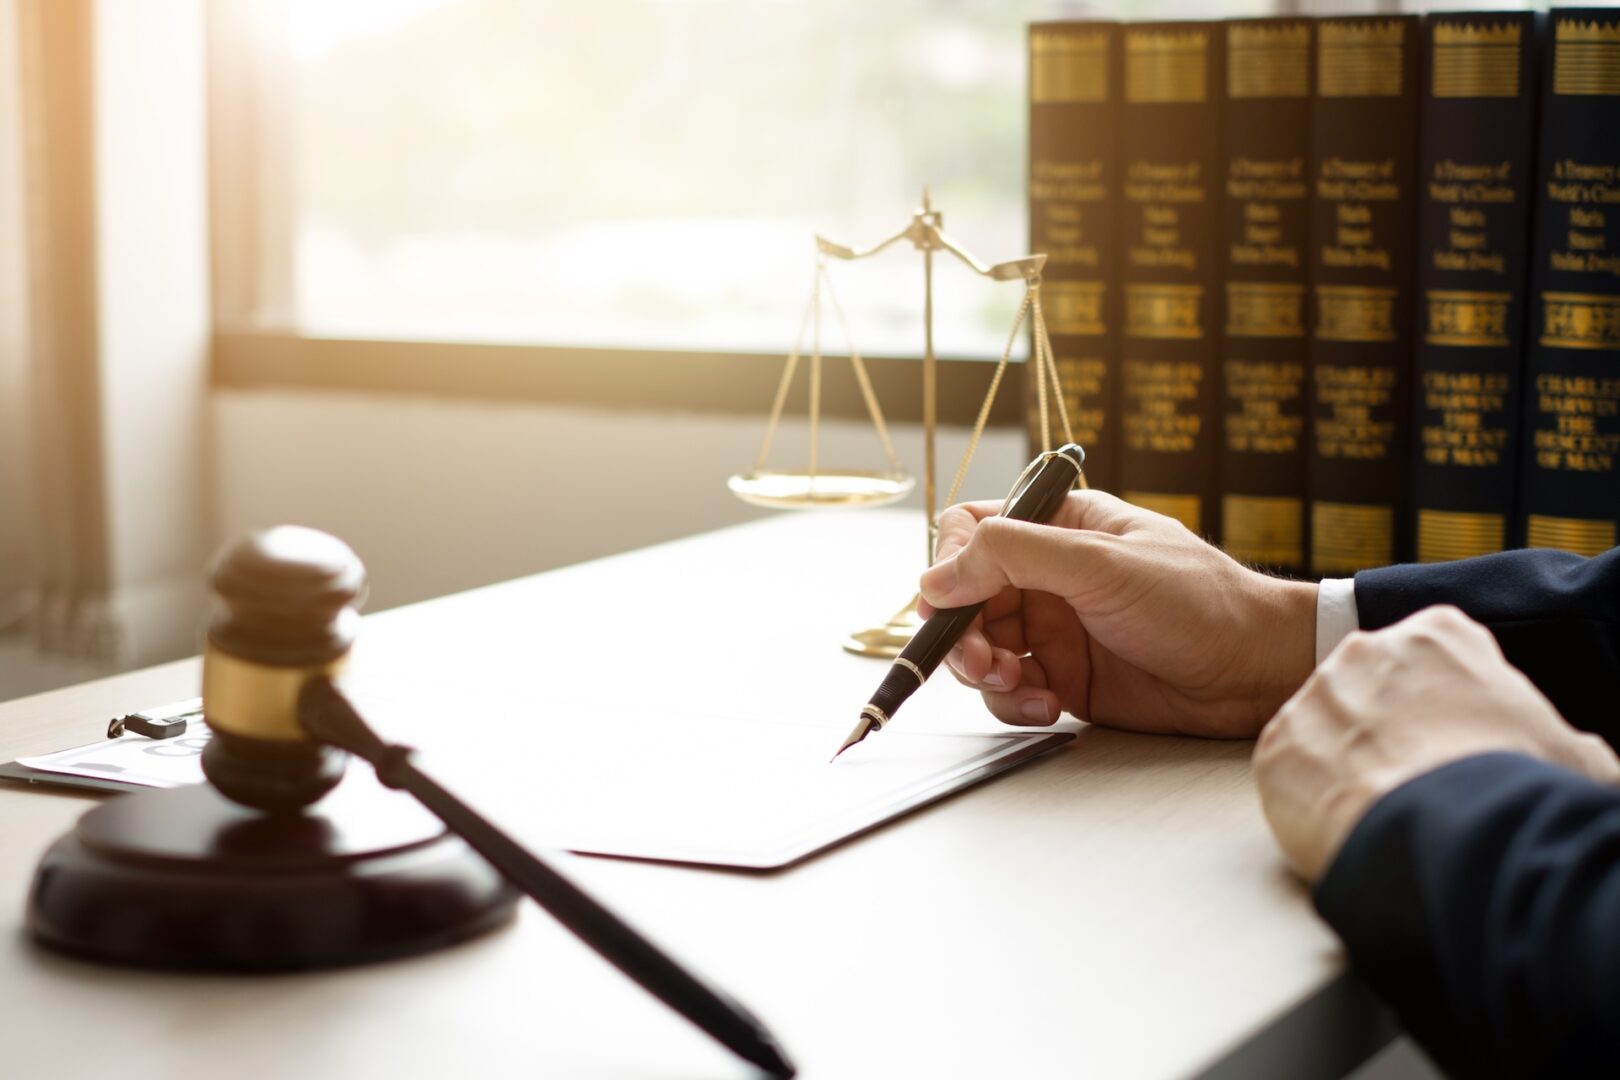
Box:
[0,511,1388,1079]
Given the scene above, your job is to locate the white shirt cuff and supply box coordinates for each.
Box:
[1315,577,1359,665]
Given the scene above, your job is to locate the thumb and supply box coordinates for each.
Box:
[919,516,1108,609]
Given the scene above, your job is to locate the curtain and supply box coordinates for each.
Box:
[0,0,120,658]
[0,0,36,631]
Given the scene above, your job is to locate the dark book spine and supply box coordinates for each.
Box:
[1027,22,1120,493]
[1411,13,1539,563]
[1306,16,1422,574]
[1118,22,1223,539]
[1518,10,1620,557]
[1218,19,1313,573]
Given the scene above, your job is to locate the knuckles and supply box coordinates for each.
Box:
[973,515,1019,549]
[1334,629,1376,664]
[1254,708,1289,761]
[1396,604,1490,647]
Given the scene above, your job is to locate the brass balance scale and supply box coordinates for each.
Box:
[728,190,1085,658]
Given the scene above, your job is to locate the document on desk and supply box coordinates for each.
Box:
[422,712,1071,869]
[8,725,211,791]
[3,692,1071,870]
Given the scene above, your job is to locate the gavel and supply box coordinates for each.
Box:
[30,527,793,1078]
[198,525,363,812]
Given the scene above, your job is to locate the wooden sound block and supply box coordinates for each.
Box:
[27,776,520,972]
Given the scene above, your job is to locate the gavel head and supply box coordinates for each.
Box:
[200,526,367,814]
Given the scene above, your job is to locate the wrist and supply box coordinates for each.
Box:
[1253,577,1319,717]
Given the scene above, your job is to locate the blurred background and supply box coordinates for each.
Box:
[0,0,1571,701]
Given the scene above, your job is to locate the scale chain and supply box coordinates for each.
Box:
[823,268,904,476]
[942,282,1036,512]
[1031,288,1076,450]
[751,269,821,473]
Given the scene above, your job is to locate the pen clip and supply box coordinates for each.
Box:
[998,450,1067,516]
[107,698,203,741]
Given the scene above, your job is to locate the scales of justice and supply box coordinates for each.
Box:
[728,189,1085,658]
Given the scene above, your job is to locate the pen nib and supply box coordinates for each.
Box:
[829,715,876,763]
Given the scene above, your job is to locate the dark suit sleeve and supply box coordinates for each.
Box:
[1353,547,1620,745]
[1316,752,1620,1079]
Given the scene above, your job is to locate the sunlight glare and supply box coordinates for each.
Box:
[283,0,462,62]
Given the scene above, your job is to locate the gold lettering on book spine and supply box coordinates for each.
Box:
[1426,290,1511,347]
[1417,509,1505,562]
[1125,29,1206,104]
[1316,285,1397,342]
[1228,23,1310,99]
[1031,29,1109,104]
[1044,281,1106,335]
[1126,284,1203,340]
[1528,514,1617,557]
[1223,495,1303,567]
[1319,20,1405,98]
[1311,501,1394,574]
[1227,282,1305,338]
[1541,292,1620,350]
[1432,21,1521,98]
[1554,19,1620,97]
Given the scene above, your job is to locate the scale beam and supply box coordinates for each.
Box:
[816,226,1047,284]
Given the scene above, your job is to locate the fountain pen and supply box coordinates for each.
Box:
[833,443,1085,761]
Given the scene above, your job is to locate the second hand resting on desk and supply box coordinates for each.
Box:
[833,443,1087,761]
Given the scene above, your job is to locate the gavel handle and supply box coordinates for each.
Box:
[298,679,795,1079]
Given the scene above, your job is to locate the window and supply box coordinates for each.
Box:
[223,0,1281,361]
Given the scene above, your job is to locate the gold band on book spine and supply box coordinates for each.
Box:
[1432,21,1521,98]
[1125,492,1201,533]
[1125,29,1207,104]
[1126,284,1204,340]
[1541,293,1620,350]
[1045,281,1107,335]
[1417,509,1505,562]
[1223,495,1303,566]
[1554,19,1620,97]
[1316,285,1397,343]
[1319,21,1405,98]
[1311,501,1394,573]
[1227,282,1305,338]
[1426,290,1512,347]
[1527,514,1617,557]
[1228,23,1310,99]
[1031,29,1109,104]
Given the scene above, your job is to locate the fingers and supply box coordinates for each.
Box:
[932,489,1166,567]
[981,658,1060,726]
[921,515,1108,610]
[944,650,1060,727]
[923,487,1191,612]
[944,634,1023,691]
[933,501,1005,563]
[1044,488,1168,536]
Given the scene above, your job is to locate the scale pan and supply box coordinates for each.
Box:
[727,470,915,510]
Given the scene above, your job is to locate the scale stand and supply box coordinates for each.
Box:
[730,188,1084,658]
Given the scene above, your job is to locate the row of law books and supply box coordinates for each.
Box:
[1026,8,1620,576]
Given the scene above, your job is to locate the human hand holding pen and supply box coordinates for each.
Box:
[917,490,1317,738]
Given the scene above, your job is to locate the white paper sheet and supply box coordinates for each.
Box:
[12,693,1071,869]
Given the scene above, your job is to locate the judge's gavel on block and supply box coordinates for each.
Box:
[199,526,362,812]
[29,527,794,1078]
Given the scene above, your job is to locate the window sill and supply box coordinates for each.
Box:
[211,332,1028,427]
